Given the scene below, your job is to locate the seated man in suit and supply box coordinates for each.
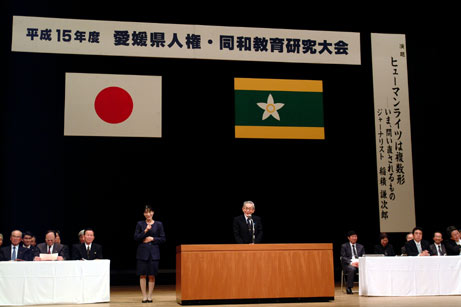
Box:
[22,231,33,249]
[30,234,37,247]
[404,227,430,256]
[22,231,39,260]
[445,226,461,255]
[34,230,67,261]
[429,231,447,256]
[340,230,365,294]
[0,230,33,261]
[233,201,263,244]
[72,228,103,260]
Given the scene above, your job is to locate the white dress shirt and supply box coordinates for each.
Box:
[414,240,422,254]
[350,243,359,264]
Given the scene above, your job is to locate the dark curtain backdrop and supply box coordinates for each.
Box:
[1,2,451,284]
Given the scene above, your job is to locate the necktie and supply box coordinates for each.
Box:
[437,245,442,256]
[353,245,358,258]
[12,246,17,261]
[48,246,51,254]
[87,246,90,259]
[247,219,254,243]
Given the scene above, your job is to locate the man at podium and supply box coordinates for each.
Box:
[233,201,263,244]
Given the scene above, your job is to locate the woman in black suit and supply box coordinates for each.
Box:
[134,205,166,303]
[374,232,395,256]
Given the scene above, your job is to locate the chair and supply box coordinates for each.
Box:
[340,257,359,293]
[340,267,359,293]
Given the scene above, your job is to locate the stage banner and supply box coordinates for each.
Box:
[371,33,416,233]
[12,16,361,65]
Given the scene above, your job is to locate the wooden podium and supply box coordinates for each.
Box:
[176,243,334,304]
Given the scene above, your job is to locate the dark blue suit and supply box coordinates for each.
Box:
[404,240,430,256]
[134,220,165,276]
[0,245,33,261]
[233,215,263,244]
[134,221,166,261]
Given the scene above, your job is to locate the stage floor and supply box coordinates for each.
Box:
[25,285,461,307]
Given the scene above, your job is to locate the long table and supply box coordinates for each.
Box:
[176,243,334,304]
[359,256,461,296]
[0,260,110,306]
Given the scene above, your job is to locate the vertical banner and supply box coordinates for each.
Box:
[371,33,416,233]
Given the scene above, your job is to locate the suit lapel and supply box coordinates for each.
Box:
[357,244,363,256]
[80,244,87,259]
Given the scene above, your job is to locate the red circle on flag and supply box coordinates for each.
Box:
[94,87,133,124]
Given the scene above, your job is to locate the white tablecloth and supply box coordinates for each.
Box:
[0,260,110,305]
[359,256,461,296]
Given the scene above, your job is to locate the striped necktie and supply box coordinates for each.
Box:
[12,246,17,261]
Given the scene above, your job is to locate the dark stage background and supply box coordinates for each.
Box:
[1,3,452,284]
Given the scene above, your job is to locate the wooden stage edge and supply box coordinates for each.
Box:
[105,285,461,307]
[178,296,334,305]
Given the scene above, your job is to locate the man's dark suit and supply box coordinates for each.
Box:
[445,239,461,255]
[35,243,68,259]
[404,240,430,256]
[72,243,103,260]
[0,245,33,261]
[60,244,70,260]
[233,215,263,244]
[428,243,447,256]
[340,242,365,288]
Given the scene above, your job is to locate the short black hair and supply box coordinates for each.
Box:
[412,226,423,234]
[379,232,388,240]
[447,226,458,237]
[144,204,154,212]
[83,228,95,235]
[346,230,357,237]
[23,231,34,238]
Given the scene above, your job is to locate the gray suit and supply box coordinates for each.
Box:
[429,243,447,256]
[35,243,68,260]
[340,242,365,288]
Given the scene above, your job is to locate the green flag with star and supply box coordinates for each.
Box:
[235,78,324,139]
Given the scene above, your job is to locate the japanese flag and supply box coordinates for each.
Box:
[64,73,162,137]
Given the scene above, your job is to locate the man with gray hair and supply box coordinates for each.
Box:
[233,201,263,244]
[78,229,85,244]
